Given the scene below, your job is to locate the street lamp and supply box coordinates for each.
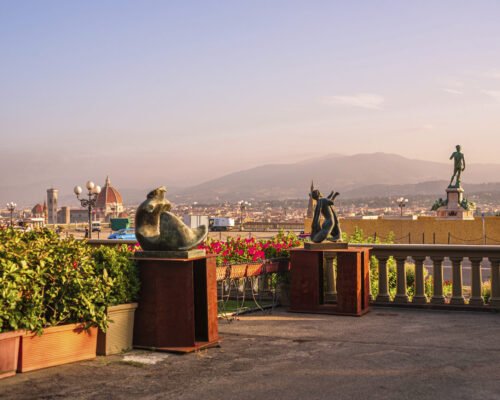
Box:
[6,202,16,227]
[238,200,251,231]
[397,197,409,217]
[74,181,101,239]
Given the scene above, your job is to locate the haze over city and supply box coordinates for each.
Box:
[2,1,500,205]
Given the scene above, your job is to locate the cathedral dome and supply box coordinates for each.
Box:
[96,176,123,210]
[32,203,44,215]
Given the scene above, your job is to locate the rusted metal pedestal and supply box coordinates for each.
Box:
[289,247,371,316]
[133,253,219,353]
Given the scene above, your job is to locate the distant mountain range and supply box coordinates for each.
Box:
[5,153,500,207]
[171,153,500,203]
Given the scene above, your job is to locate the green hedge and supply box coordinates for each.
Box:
[0,228,139,334]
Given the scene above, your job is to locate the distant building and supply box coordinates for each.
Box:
[96,176,125,220]
[57,206,71,224]
[47,188,58,224]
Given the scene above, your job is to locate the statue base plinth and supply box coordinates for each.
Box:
[134,249,206,259]
[133,253,219,353]
[436,186,475,220]
[304,242,348,250]
[289,247,371,317]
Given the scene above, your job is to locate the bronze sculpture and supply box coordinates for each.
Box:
[449,145,465,188]
[135,186,208,251]
[310,182,341,243]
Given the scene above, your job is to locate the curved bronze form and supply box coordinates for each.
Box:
[135,186,208,251]
[310,182,341,243]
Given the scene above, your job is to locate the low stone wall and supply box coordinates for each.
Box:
[304,216,500,244]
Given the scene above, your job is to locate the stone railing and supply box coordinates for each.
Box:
[337,244,500,310]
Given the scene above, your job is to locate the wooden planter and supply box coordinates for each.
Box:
[97,303,138,356]
[0,330,23,379]
[18,324,97,372]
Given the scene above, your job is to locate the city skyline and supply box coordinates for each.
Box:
[2,1,500,201]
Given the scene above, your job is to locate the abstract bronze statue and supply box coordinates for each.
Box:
[449,145,465,188]
[310,182,341,243]
[135,186,208,251]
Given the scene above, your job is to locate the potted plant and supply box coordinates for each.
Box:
[93,245,140,355]
[0,242,31,379]
[0,229,112,373]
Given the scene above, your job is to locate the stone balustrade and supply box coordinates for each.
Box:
[341,244,500,310]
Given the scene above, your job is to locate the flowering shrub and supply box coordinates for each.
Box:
[199,231,302,266]
[0,229,116,334]
[92,245,140,306]
[127,243,141,253]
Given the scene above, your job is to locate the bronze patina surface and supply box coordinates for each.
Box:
[135,186,208,251]
[449,144,465,188]
[310,182,341,243]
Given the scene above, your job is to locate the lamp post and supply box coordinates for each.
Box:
[238,200,251,231]
[6,202,16,227]
[74,181,101,239]
[397,197,408,217]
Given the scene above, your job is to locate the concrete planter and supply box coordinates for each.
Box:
[97,303,138,356]
[0,330,23,379]
[18,324,97,372]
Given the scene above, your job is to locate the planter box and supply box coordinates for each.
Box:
[246,263,264,277]
[18,324,97,372]
[97,303,138,356]
[0,330,23,379]
[229,264,248,279]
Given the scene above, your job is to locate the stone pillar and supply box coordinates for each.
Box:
[412,256,427,304]
[376,256,390,303]
[469,257,484,306]
[324,255,337,302]
[431,257,446,304]
[490,258,500,309]
[450,257,465,305]
[393,256,409,303]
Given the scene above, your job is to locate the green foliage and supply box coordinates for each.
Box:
[92,245,140,306]
[482,280,491,302]
[0,228,114,334]
[341,227,396,298]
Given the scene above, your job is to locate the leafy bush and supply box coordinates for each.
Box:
[343,227,396,298]
[92,245,140,306]
[0,228,113,334]
[483,280,491,302]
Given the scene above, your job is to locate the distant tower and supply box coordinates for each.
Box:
[306,180,316,218]
[43,201,48,224]
[47,188,58,224]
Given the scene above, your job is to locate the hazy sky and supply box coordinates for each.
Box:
[1,1,500,202]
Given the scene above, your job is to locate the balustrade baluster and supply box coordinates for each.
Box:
[431,257,445,304]
[376,256,390,302]
[450,257,465,305]
[412,256,427,304]
[490,258,500,308]
[394,256,409,303]
[469,257,484,306]
[324,255,337,302]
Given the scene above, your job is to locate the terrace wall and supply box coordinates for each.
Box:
[305,216,500,245]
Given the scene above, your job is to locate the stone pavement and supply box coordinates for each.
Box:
[1,308,500,400]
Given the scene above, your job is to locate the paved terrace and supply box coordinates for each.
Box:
[2,308,500,400]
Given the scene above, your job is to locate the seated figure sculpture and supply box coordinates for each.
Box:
[135,186,208,251]
[310,183,341,243]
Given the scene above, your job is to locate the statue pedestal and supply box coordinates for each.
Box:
[133,252,219,353]
[289,247,371,317]
[436,187,474,220]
